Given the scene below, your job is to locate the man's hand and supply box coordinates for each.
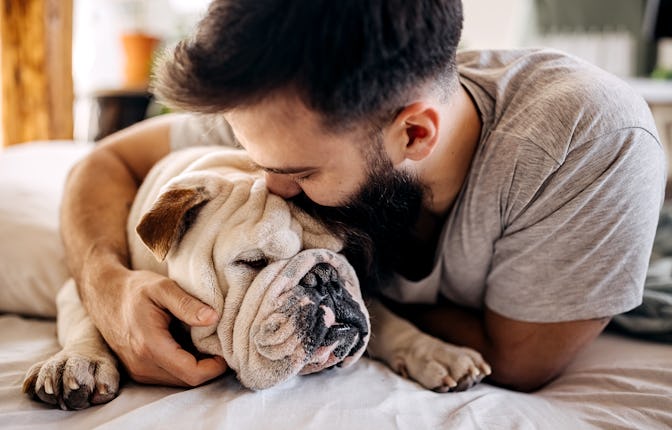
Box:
[84,265,228,387]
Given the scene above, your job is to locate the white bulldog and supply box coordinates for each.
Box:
[23,146,490,410]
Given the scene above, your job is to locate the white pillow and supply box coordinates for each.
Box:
[0,141,93,317]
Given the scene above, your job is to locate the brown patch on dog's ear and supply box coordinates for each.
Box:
[136,187,209,261]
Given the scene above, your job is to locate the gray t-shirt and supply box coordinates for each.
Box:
[169,48,666,323]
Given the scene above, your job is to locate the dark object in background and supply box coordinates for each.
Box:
[646,0,671,39]
[534,0,669,76]
[89,89,152,141]
[609,200,672,344]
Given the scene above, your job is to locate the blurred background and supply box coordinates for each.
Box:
[1,0,671,156]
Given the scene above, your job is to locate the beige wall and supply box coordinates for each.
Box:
[461,0,534,50]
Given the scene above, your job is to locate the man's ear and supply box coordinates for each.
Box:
[385,102,440,163]
[136,187,210,262]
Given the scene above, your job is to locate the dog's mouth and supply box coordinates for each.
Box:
[235,249,370,389]
[292,262,369,373]
[254,261,369,372]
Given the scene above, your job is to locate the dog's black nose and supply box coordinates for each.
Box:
[299,263,342,299]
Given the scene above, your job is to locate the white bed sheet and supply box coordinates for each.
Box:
[1,142,671,429]
[1,314,671,429]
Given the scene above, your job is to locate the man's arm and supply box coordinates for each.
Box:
[386,299,609,392]
[61,114,227,386]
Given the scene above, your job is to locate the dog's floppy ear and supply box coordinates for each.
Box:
[136,186,210,261]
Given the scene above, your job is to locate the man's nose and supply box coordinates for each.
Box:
[265,172,302,198]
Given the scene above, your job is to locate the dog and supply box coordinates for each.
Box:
[23,146,490,410]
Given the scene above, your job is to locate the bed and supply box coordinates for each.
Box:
[1,142,671,429]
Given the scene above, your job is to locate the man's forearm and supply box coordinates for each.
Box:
[62,116,174,293]
[60,148,139,296]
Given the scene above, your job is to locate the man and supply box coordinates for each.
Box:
[62,0,665,392]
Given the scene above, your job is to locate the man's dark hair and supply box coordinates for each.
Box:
[154,0,463,129]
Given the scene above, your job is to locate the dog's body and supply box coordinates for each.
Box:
[23,147,490,410]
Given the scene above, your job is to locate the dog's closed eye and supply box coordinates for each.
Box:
[234,250,269,270]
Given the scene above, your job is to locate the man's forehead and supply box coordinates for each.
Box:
[224,92,316,125]
[224,111,325,153]
[222,113,330,175]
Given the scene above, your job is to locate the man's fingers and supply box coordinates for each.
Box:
[125,325,228,387]
[133,356,227,387]
[152,336,228,386]
[130,366,189,387]
[152,279,219,326]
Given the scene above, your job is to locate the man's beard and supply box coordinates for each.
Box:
[290,148,427,294]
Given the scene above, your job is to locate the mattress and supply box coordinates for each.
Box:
[1,142,671,429]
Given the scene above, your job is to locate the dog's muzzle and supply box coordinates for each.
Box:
[292,262,369,374]
[227,249,370,390]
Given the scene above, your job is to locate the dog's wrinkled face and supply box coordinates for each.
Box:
[135,160,370,390]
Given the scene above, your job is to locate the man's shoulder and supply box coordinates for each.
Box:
[458,47,653,122]
[460,48,659,164]
[457,48,651,124]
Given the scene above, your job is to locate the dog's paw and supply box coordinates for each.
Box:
[392,334,491,392]
[22,350,119,410]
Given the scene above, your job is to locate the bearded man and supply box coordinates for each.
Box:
[62,0,665,391]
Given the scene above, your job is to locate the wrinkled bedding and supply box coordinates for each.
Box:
[611,202,672,342]
[1,314,671,429]
[1,142,671,429]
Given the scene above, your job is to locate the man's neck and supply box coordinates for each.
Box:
[417,84,482,218]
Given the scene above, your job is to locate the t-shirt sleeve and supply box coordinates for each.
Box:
[169,113,239,151]
[485,128,666,322]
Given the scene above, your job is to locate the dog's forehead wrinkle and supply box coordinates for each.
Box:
[257,226,302,262]
[219,180,282,229]
[262,239,299,261]
[261,195,293,226]
[288,207,344,252]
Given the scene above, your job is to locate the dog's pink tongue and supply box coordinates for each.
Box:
[321,304,336,326]
[298,305,341,374]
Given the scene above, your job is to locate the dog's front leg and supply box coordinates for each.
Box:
[23,279,120,410]
[366,299,491,392]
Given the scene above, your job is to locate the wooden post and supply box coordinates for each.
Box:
[0,0,74,147]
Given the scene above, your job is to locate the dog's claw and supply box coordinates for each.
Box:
[44,377,54,395]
